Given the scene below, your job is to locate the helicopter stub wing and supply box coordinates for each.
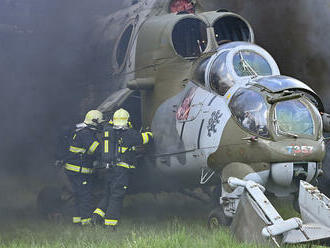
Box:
[281,181,330,244]
[97,88,135,113]
[298,181,330,228]
[229,178,330,246]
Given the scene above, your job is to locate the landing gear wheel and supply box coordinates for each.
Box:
[208,206,231,229]
[212,184,222,206]
[37,186,65,221]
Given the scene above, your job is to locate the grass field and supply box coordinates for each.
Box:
[0,218,259,248]
[0,191,325,248]
[0,217,326,248]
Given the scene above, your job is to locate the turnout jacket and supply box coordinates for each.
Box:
[102,123,152,167]
[65,126,100,174]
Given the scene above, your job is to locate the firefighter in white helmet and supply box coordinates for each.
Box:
[91,108,153,229]
[65,110,104,226]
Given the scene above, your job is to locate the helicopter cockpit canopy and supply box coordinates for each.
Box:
[254,76,324,112]
[229,87,320,139]
[229,88,270,138]
[254,76,314,93]
[274,100,315,136]
[200,42,280,96]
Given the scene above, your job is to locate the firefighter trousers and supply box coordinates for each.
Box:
[96,165,129,226]
[66,172,94,225]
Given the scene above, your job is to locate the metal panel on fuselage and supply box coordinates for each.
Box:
[152,82,232,177]
[177,84,232,168]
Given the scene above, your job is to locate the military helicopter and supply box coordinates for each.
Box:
[41,0,330,246]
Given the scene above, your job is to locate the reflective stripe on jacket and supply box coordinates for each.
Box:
[65,126,100,171]
[65,163,94,174]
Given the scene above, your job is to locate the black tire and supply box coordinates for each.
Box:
[207,206,231,229]
[212,184,222,206]
[37,186,64,219]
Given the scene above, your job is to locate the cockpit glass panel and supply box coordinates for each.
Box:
[210,51,233,95]
[229,88,269,137]
[233,50,272,77]
[213,16,250,45]
[172,18,207,57]
[275,100,314,136]
[255,76,314,93]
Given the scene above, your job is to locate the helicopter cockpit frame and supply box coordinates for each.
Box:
[193,42,324,143]
[228,84,323,142]
[203,42,280,95]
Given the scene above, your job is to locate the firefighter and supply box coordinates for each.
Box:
[91,108,153,229]
[65,110,104,226]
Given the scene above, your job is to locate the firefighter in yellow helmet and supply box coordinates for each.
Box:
[91,108,152,229]
[65,110,104,226]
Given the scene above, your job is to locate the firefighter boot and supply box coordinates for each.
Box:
[91,213,104,226]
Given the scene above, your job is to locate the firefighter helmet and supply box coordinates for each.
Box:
[113,108,130,128]
[84,110,104,126]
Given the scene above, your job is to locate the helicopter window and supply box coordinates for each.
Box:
[229,88,270,137]
[213,16,250,45]
[172,18,207,58]
[116,24,133,67]
[209,51,234,95]
[275,100,314,136]
[233,50,272,77]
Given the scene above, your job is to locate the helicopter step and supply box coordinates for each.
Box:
[226,177,330,247]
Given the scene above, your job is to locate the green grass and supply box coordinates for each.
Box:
[0,218,262,248]
[0,214,324,248]
[0,192,325,248]
[271,197,300,220]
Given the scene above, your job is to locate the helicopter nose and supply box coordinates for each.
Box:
[207,137,324,183]
[271,162,319,186]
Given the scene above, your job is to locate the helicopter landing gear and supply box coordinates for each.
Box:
[208,205,232,229]
[207,178,232,229]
